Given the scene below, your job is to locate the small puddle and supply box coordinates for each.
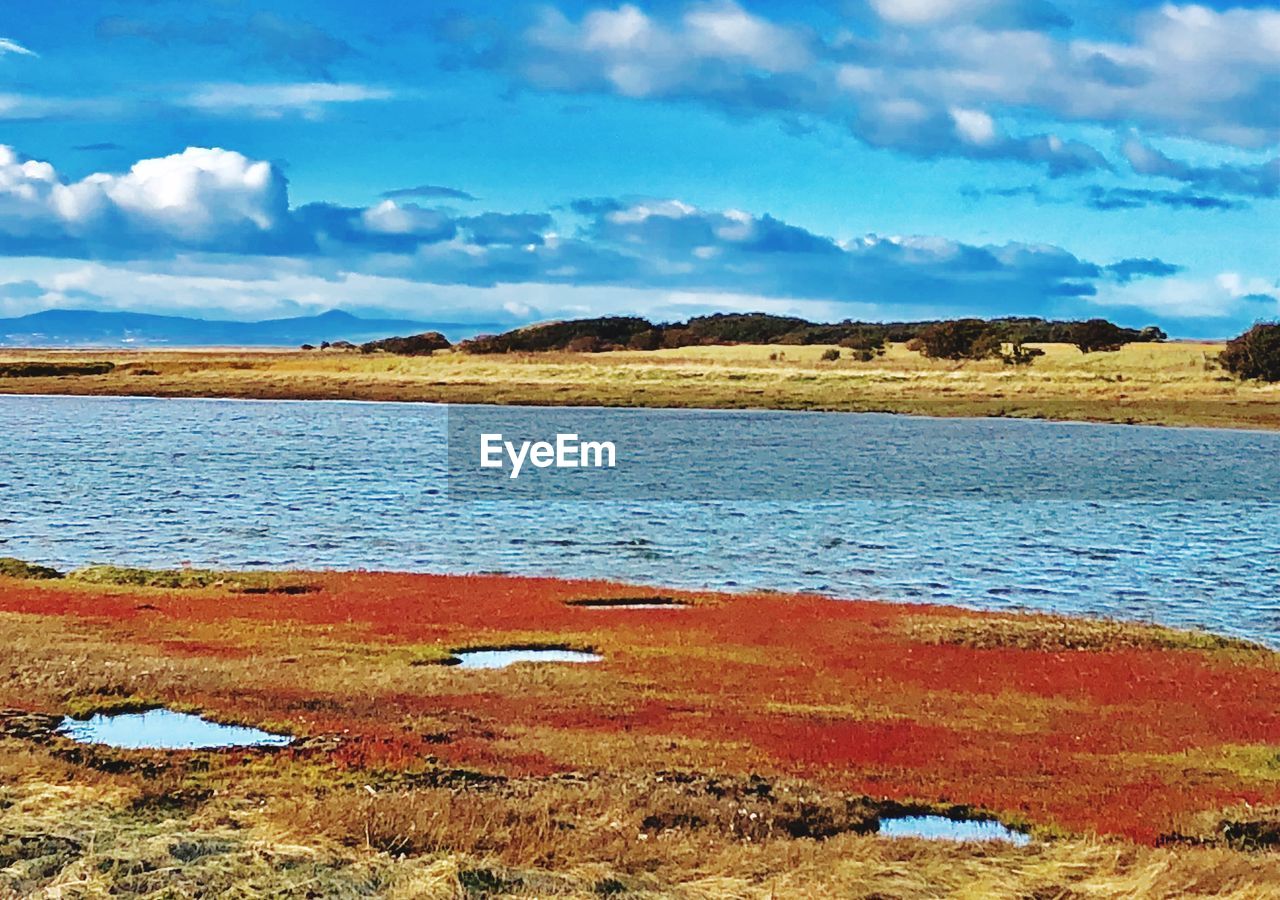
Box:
[568,597,689,610]
[877,815,1031,845]
[58,709,293,750]
[451,648,603,669]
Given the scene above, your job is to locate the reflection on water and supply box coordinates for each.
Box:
[878,815,1031,845]
[3,396,1279,646]
[574,603,689,610]
[452,648,603,669]
[568,597,689,609]
[58,709,293,750]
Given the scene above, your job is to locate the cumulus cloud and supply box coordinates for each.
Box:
[436,1,1280,175]
[525,1,813,99]
[0,143,1195,324]
[0,145,291,255]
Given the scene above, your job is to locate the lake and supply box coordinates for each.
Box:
[3,395,1278,646]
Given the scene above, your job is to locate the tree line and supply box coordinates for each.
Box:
[334,313,1280,383]
[453,313,1168,360]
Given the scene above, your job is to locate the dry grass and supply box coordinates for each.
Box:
[0,341,1276,429]
[903,612,1268,653]
[1,569,1279,895]
[0,762,1277,897]
[67,565,317,594]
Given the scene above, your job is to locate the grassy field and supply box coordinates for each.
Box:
[0,341,1277,429]
[0,565,1278,896]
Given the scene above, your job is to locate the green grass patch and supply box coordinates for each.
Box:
[0,558,63,580]
[904,613,1267,654]
[63,694,165,719]
[67,566,316,594]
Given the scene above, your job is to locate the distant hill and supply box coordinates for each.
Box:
[0,310,494,347]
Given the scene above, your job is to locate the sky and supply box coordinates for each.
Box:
[0,0,1276,336]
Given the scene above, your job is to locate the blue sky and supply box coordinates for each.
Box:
[0,0,1276,336]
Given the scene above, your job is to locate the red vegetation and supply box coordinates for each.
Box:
[2,571,1278,843]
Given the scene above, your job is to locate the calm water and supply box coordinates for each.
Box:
[2,395,1279,645]
[878,815,1031,845]
[59,709,293,750]
[452,649,604,669]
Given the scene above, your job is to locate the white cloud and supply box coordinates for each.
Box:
[682,1,811,71]
[0,260,880,326]
[0,93,127,121]
[0,144,1230,331]
[950,107,998,145]
[462,1,1280,170]
[526,1,809,99]
[869,0,993,27]
[1092,272,1279,320]
[0,145,289,250]
[180,82,394,118]
[0,38,36,57]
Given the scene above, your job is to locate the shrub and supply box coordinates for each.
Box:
[627,329,662,351]
[565,335,607,353]
[680,313,810,344]
[358,332,451,355]
[820,348,841,361]
[1220,323,1280,382]
[1001,343,1045,366]
[838,332,886,362]
[914,320,1000,360]
[458,317,652,353]
[1068,319,1128,353]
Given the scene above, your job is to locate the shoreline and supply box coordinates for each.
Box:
[5,387,1280,435]
[1,341,1276,431]
[3,564,1279,893]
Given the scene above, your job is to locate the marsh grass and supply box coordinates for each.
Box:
[0,758,1278,898]
[904,613,1268,653]
[0,558,62,580]
[0,341,1276,429]
[66,565,317,594]
[2,572,1280,895]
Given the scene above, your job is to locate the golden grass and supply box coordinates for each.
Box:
[2,569,1280,895]
[0,759,1278,898]
[0,341,1276,429]
[903,612,1268,653]
[67,564,317,594]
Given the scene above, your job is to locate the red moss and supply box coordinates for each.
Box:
[2,571,1278,842]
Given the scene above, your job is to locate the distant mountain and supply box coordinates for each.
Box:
[0,309,496,347]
